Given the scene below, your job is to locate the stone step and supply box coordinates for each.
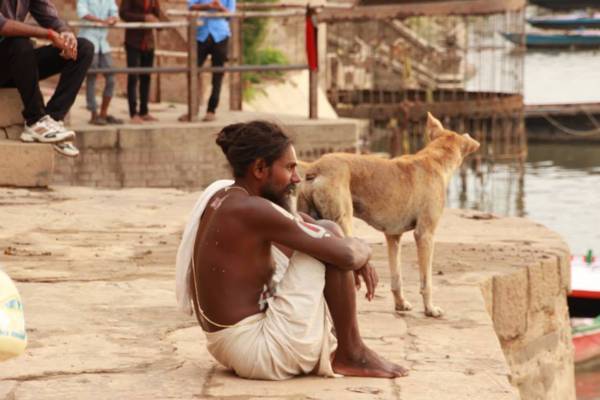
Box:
[0,140,54,188]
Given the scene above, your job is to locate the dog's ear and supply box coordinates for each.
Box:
[426,113,444,141]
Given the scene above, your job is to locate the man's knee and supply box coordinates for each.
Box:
[77,38,94,62]
[315,220,344,238]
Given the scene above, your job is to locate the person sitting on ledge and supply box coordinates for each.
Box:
[0,0,94,157]
[175,120,409,380]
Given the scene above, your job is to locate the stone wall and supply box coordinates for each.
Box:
[52,118,359,188]
[0,88,55,187]
[480,241,575,399]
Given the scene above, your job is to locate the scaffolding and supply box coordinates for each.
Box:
[318,0,527,163]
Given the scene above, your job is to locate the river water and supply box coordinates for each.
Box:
[447,50,600,400]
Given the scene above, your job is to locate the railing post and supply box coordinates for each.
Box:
[187,15,199,121]
[229,15,243,111]
[307,6,318,119]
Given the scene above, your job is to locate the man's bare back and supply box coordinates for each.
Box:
[192,186,277,332]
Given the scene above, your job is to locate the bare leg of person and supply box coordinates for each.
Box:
[324,266,409,378]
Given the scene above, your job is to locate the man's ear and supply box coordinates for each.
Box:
[426,112,444,141]
[251,158,269,180]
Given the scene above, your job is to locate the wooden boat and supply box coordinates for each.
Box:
[502,31,600,48]
[528,14,600,30]
[572,316,600,364]
[530,0,599,11]
[569,255,600,365]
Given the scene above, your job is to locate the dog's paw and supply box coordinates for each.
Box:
[394,300,413,313]
[425,306,444,318]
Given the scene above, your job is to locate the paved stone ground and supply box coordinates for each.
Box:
[0,186,548,399]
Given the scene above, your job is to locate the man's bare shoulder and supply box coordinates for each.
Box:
[226,195,292,218]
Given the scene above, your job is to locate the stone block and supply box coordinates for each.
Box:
[76,128,118,149]
[529,259,561,312]
[480,277,494,317]
[493,269,528,341]
[512,331,559,365]
[557,254,570,293]
[0,88,24,128]
[0,141,54,187]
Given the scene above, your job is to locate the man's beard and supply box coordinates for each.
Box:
[261,182,296,212]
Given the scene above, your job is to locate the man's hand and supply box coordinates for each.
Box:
[106,16,118,25]
[59,31,78,60]
[144,13,159,22]
[210,0,227,12]
[354,262,379,301]
[48,30,75,60]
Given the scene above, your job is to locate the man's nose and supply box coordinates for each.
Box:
[291,170,301,184]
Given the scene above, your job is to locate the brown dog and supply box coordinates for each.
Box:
[296,113,480,317]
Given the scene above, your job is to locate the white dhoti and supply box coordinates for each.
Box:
[175,180,338,380]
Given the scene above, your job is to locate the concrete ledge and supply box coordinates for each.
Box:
[53,112,360,188]
[0,141,54,187]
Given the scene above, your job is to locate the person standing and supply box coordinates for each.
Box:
[0,0,94,157]
[185,0,235,122]
[119,0,161,123]
[77,0,124,125]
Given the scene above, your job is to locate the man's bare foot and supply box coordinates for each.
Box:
[332,345,409,378]
[130,115,144,124]
[140,114,158,122]
[202,112,216,122]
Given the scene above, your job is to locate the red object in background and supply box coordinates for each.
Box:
[305,9,318,71]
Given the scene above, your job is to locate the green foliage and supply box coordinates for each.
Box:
[238,0,288,100]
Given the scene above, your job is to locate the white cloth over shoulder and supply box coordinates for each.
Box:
[206,251,338,380]
[175,179,234,315]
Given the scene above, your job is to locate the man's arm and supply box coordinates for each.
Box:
[0,18,52,38]
[0,19,71,52]
[188,0,217,12]
[238,197,371,271]
[29,0,69,32]
[77,0,106,24]
[226,0,235,13]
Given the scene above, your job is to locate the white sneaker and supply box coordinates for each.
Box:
[53,141,79,157]
[54,121,80,157]
[20,115,75,144]
[21,119,80,157]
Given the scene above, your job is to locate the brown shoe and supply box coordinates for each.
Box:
[202,112,216,122]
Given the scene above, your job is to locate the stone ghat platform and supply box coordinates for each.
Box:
[0,186,575,400]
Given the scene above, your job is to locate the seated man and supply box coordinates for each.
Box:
[176,120,408,380]
[0,0,94,157]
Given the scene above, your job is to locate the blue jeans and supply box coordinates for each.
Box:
[86,52,115,113]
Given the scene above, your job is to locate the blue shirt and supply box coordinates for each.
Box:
[188,0,235,43]
[76,0,118,53]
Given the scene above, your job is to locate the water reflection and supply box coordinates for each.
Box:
[447,142,600,256]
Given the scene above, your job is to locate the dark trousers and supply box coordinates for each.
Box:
[198,35,229,113]
[125,45,154,117]
[0,37,94,125]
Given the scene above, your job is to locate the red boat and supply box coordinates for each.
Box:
[569,255,600,365]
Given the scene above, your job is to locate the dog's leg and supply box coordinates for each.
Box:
[385,233,412,312]
[414,228,444,318]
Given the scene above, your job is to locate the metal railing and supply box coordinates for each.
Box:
[69,7,319,120]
